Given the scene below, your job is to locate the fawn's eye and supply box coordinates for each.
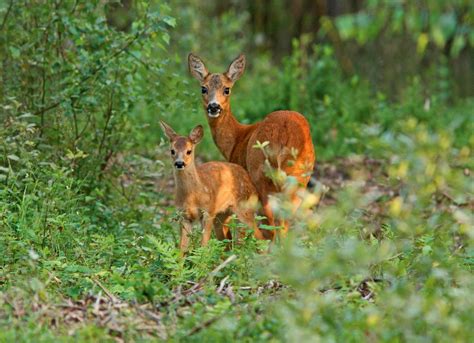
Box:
[223,87,230,95]
[171,149,175,155]
[201,86,208,94]
[186,150,192,155]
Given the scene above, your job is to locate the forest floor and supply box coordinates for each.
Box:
[2,156,409,341]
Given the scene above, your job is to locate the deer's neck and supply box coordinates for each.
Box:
[208,107,251,163]
[174,163,201,198]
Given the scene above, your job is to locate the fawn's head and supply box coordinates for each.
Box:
[159,121,204,170]
[188,53,245,118]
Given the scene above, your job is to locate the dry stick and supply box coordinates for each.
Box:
[136,306,162,324]
[186,316,222,337]
[210,254,237,277]
[182,255,237,296]
[217,275,229,294]
[181,256,240,337]
[92,278,119,303]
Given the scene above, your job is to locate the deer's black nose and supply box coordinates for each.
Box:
[207,103,221,114]
[174,161,185,169]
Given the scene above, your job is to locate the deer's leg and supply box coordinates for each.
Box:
[250,164,279,240]
[236,208,264,241]
[275,190,301,240]
[214,213,232,240]
[180,220,193,254]
[200,213,215,247]
[260,194,278,241]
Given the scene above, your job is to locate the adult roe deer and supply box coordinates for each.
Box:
[188,53,315,239]
[160,120,264,253]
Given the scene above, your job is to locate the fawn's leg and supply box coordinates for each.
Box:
[214,213,232,240]
[237,209,264,241]
[200,213,215,247]
[180,220,193,254]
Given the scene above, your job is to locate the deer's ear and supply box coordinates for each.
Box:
[188,53,209,82]
[226,54,246,82]
[189,125,204,144]
[159,120,177,140]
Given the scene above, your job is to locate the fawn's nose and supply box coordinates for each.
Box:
[207,102,222,116]
[174,161,185,169]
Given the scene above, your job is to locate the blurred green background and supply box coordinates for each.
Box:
[2,0,472,162]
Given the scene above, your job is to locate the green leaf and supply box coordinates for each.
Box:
[9,46,20,58]
[163,16,176,28]
[7,154,20,161]
[162,32,170,45]
[450,35,466,57]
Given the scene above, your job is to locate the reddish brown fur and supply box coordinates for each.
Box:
[188,53,316,239]
[160,121,264,253]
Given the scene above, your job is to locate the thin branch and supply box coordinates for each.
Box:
[0,0,13,31]
[40,27,49,134]
[98,70,117,155]
[33,25,150,117]
[76,112,92,141]
[92,278,119,303]
[209,255,237,278]
[72,109,79,140]
[124,50,162,78]
[70,0,78,14]
[186,316,222,337]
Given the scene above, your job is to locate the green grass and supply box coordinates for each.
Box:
[1,103,473,341]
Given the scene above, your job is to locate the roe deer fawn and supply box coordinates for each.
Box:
[188,53,315,239]
[160,120,264,253]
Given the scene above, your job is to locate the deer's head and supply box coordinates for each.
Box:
[188,53,245,118]
[159,120,204,170]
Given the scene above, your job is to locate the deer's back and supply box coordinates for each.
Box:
[245,111,315,185]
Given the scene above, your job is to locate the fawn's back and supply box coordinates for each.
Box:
[177,162,258,220]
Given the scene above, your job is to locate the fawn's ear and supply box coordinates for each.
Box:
[159,120,177,141]
[189,125,204,144]
[188,53,209,82]
[226,54,246,82]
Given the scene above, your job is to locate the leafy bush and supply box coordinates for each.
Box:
[1,0,175,172]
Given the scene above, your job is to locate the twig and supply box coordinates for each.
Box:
[0,0,13,31]
[238,286,252,291]
[124,50,162,77]
[186,316,222,337]
[135,305,162,325]
[40,27,48,133]
[54,304,86,311]
[209,255,237,278]
[178,255,237,299]
[76,111,92,142]
[92,278,119,303]
[93,292,102,316]
[98,69,117,155]
[387,252,403,261]
[33,24,150,117]
[217,275,229,293]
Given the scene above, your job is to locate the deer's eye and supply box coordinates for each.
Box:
[186,150,192,155]
[224,87,230,95]
[171,149,175,155]
[201,87,208,94]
